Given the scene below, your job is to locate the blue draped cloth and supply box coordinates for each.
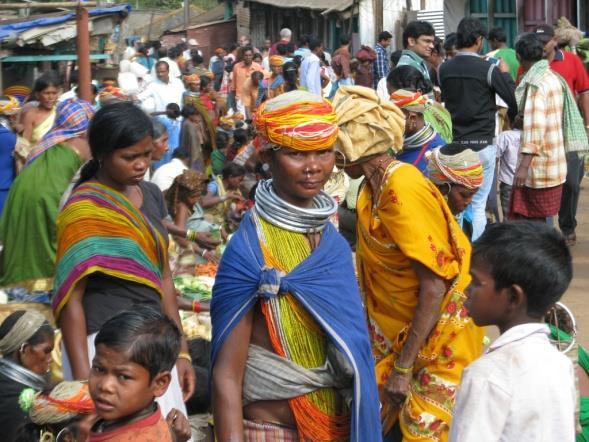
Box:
[211,211,382,441]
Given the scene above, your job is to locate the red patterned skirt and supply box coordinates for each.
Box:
[243,419,298,441]
[509,185,563,219]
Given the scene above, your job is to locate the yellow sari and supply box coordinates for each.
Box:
[356,161,484,441]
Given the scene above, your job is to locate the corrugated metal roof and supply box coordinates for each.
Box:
[417,9,445,38]
[248,0,352,11]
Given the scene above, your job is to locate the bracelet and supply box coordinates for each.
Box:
[186,229,198,242]
[192,300,201,313]
[177,351,192,363]
[201,249,207,258]
[393,359,413,375]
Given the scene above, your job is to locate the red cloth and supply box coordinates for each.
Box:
[89,407,172,442]
[550,50,589,96]
[509,184,563,219]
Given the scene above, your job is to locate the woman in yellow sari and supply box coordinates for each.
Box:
[332,86,485,441]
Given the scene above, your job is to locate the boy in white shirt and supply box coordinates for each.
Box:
[449,221,576,442]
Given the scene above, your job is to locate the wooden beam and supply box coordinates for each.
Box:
[0,2,97,10]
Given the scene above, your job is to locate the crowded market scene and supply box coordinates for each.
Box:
[0,0,588,440]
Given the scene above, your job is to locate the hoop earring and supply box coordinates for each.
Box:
[445,182,452,195]
[334,149,347,170]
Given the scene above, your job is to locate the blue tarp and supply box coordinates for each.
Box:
[0,4,131,41]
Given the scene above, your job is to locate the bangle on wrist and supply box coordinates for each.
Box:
[186,229,198,242]
[192,300,201,313]
[177,351,192,363]
[393,359,413,375]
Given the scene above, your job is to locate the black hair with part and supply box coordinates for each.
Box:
[515,33,544,62]
[242,45,254,55]
[199,75,211,90]
[309,37,322,52]
[32,71,61,97]
[191,53,204,65]
[473,221,573,317]
[94,306,181,380]
[456,18,488,49]
[387,65,433,94]
[215,131,229,150]
[77,102,153,186]
[488,27,507,42]
[283,62,299,91]
[277,43,289,56]
[402,21,435,48]
[340,35,351,45]
[166,103,181,119]
[378,31,393,43]
[0,311,54,356]
[222,162,246,180]
[444,33,458,51]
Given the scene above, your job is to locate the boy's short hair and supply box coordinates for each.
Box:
[402,21,435,48]
[473,221,573,317]
[456,18,487,49]
[515,33,544,62]
[94,306,181,380]
[488,27,507,42]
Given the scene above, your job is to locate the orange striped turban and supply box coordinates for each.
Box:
[254,90,338,151]
[269,55,284,66]
[391,89,429,113]
[427,147,483,190]
[184,74,200,83]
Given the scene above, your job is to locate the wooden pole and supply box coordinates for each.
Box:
[76,6,91,102]
[373,0,383,42]
[0,2,96,9]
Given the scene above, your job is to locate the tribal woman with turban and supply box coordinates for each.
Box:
[0,98,94,294]
[258,55,286,105]
[332,85,485,442]
[211,90,381,441]
[0,310,54,441]
[183,74,216,152]
[391,89,446,173]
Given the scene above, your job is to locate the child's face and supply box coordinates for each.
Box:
[465,258,510,327]
[89,344,170,422]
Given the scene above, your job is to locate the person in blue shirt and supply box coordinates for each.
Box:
[153,103,182,170]
[0,96,19,215]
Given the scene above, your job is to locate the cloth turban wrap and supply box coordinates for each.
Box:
[0,310,47,355]
[254,90,338,151]
[331,85,405,164]
[29,381,95,424]
[0,95,20,115]
[184,74,200,83]
[391,89,429,113]
[427,147,484,190]
[269,56,285,66]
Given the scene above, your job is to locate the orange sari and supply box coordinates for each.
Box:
[356,161,484,441]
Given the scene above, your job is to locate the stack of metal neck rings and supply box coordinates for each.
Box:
[254,179,337,234]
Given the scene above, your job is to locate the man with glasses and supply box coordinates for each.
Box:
[397,21,436,82]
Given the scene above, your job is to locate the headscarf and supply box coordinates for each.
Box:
[427,147,483,190]
[25,98,94,166]
[391,89,428,113]
[269,55,285,67]
[167,169,207,218]
[98,85,128,104]
[332,85,405,164]
[27,381,95,425]
[0,95,20,115]
[254,90,338,151]
[184,73,201,84]
[0,310,47,356]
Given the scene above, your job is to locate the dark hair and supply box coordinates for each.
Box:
[226,42,238,53]
[200,75,211,90]
[94,306,181,380]
[167,47,179,60]
[222,162,246,180]
[378,31,393,42]
[432,36,444,55]
[90,84,98,95]
[340,35,350,45]
[292,55,303,67]
[77,102,153,186]
[215,131,229,149]
[242,45,254,55]
[253,53,263,62]
[32,71,61,97]
[515,32,544,62]
[402,21,435,48]
[277,43,288,56]
[283,61,298,91]
[172,147,190,160]
[232,128,248,147]
[152,118,167,139]
[155,60,170,71]
[191,53,204,65]
[182,104,198,119]
[488,27,507,43]
[298,34,310,47]
[387,65,433,94]
[390,49,403,67]
[309,37,322,52]
[166,102,181,119]
[456,18,487,49]
[473,221,573,317]
[0,311,54,356]
[157,47,168,59]
[444,32,458,51]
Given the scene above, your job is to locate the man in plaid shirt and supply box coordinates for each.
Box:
[373,31,392,89]
[511,33,566,221]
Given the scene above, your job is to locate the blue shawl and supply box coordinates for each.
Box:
[211,211,382,441]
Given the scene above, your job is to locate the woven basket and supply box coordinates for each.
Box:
[0,303,55,327]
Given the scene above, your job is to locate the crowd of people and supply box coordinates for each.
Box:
[0,13,587,442]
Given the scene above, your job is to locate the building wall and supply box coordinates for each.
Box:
[187,20,237,61]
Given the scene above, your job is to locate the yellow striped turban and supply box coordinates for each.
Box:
[184,73,201,84]
[391,89,429,113]
[0,95,20,115]
[427,147,483,190]
[269,55,285,66]
[254,90,338,151]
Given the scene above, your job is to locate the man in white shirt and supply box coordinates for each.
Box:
[300,37,323,96]
[151,147,190,192]
[138,61,185,114]
[449,221,575,442]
